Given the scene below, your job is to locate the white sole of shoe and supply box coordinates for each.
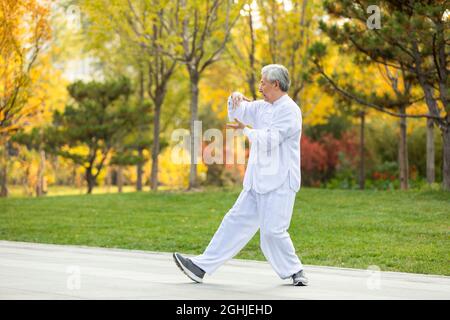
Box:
[173,253,203,283]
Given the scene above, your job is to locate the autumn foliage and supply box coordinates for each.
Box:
[301,131,359,186]
[0,0,51,137]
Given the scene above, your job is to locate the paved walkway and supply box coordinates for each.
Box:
[0,241,448,300]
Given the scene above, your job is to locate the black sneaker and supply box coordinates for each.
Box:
[292,269,309,286]
[173,252,205,283]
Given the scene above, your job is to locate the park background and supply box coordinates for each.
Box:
[0,0,448,276]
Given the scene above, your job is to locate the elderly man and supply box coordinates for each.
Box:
[174,64,308,286]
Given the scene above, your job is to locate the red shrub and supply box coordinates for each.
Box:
[301,131,360,186]
[300,135,328,185]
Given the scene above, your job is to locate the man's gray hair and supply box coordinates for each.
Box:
[261,64,291,92]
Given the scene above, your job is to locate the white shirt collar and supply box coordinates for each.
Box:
[271,94,289,106]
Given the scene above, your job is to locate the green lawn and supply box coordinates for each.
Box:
[0,187,449,275]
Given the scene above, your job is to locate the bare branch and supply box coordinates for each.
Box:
[313,60,442,120]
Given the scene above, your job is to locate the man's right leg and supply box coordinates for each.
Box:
[190,189,259,275]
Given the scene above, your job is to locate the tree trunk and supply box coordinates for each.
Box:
[398,106,408,190]
[443,123,450,190]
[359,111,365,190]
[117,166,123,193]
[426,118,435,184]
[137,66,144,192]
[188,71,200,190]
[413,51,449,190]
[422,90,450,189]
[136,147,143,191]
[0,143,8,197]
[0,158,7,197]
[85,168,95,194]
[150,103,162,191]
[36,149,46,196]
[247,11,257,100]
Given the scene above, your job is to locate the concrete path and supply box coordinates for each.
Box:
[0,240,448,300]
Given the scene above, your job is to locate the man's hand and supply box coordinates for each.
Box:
[226,118,246,130]
[231,92,250,110]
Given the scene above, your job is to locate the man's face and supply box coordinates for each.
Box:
[259,75,278,103]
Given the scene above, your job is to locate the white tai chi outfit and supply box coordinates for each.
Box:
[191,94,303,279]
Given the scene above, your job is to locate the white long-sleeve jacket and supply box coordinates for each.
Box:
[227,94,302,194]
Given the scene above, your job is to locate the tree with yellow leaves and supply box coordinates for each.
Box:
[0,0,51,196]
[0,0,51,135]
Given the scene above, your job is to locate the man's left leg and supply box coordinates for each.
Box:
[257,188,304,280]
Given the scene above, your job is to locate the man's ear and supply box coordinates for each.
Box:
[273,80,280,89]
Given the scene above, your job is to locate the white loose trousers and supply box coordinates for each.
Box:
[191,177,303,280]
